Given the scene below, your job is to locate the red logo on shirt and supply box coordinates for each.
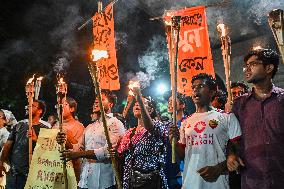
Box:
[194,121,206,133]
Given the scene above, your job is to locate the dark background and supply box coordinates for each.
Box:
[0,0,283,125]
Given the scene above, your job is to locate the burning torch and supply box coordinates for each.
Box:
[217,23,233,108]
[25,75,35,165]
[122,81,139,118]
[268,9,284,64]
[88,49,122,189]
[168,15,181,164]
[56,76,68,189]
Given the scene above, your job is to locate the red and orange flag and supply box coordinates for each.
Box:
[165,6,215,96]
[92,3,120,90]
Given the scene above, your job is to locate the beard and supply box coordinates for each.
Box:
[246,74,266,84]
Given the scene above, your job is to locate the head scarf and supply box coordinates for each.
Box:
[1,109,17,126]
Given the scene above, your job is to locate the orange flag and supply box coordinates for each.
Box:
[166,6,215,96]
[92,3,120,90]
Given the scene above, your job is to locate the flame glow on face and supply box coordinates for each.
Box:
[27,74,35,84]
[128,81,140,96]
[91,49,109,61]
[217,24,227,37]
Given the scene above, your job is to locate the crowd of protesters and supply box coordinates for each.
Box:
[0,48,283,189]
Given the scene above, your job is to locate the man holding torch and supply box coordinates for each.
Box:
[53,96,84,183]
[57,90,125,189]
[0,100,49,189]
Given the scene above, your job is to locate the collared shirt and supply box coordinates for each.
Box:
[232,86,284,189]
[117,121,169,189]
[75,113,125,189]
[7,120,49,175]
[179,109,241,189]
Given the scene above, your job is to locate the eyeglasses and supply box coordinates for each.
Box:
[191,84,207,90]
[243,61,263,71]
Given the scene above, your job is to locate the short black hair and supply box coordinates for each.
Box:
[34,99,46,117]
[65,97,77,116]
[231,81,249,93]
[211,90,227,105]
[191,73,217,91]
[244,48,280,78]
[100,90,117,106]
[163,91,186,105]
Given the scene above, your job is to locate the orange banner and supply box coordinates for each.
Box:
[92,4,120,90]
[166,6,215,96]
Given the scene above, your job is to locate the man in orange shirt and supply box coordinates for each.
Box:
[53,97,84,182]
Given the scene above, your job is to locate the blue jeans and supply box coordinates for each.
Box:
[6,172,27,189]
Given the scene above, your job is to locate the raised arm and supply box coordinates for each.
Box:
[133,87,154,133]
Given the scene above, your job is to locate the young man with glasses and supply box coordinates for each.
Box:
[170,73,241,189]
[0,100,49,189]
[230,48,284,189]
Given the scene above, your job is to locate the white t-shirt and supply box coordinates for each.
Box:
[179,110,241,189]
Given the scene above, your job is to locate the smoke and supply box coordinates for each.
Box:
[247,0,284,25]
[115,32,128,50]
[53,55,70,74]
[123,35,169,89]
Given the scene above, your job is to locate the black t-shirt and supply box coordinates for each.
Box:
[8,120,48,175]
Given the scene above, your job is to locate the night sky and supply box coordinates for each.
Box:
[0,0,283,124]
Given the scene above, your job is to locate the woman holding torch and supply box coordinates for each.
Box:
[110,84,169,189]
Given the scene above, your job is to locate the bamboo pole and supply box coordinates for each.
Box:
[217,24,232,105]
[25,76,35,165]
[56,78,68,189]
[171,16,181,164]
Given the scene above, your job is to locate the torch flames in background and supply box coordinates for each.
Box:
[217,23,227,37]
[253,46,263,50]
[36,76,43,81]
[26,75,35,85]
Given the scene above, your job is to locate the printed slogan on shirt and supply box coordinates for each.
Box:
[92,3,120,90]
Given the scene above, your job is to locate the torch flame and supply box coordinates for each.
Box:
[36,76,44,81]
[91,49,109,61]
[253,46,263,50]
[59,77,65,84]
[128,81,140,96]
[217,23,227,37]
[26,74,35,84]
